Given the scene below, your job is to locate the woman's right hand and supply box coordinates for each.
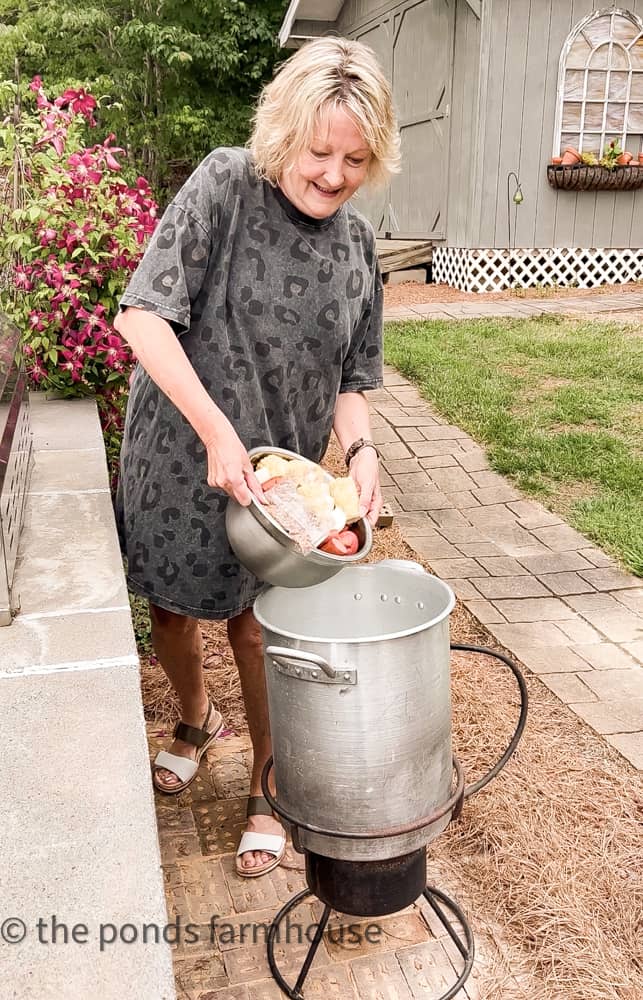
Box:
[201,419,264,506]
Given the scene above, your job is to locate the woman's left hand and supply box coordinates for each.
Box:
[348,447,382,527]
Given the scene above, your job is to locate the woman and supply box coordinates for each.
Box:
[115,36,400,877]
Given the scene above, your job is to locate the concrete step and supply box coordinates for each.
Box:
[0,393,175,1000]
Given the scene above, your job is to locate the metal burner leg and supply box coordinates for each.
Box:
[422,886,475,1000]
[266,888,331,1000]
[267,886,474,1000]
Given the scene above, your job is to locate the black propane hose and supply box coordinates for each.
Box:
[450,643,528,798]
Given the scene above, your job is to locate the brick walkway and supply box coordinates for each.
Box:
[383,288,643,322]
[378,288,642,770]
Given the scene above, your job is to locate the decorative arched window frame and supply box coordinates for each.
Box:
[554,7,643,158]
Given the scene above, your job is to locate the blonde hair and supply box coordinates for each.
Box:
[249,37,401,188]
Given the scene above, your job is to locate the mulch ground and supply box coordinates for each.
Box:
[382,278,643,308]
[140,442,642,1000]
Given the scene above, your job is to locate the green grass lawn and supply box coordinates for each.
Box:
[384,314,643,576]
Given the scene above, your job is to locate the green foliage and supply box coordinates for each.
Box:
[127,580,153,654]
[0,80,157,489]
[599,139,622,170]
[0,0,288,194]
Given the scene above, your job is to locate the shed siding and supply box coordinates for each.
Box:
[477,0,643,249]
[299,0,642,248]
[339,0,455,238]
[389,1,454,236]
[337,1,398,231]
[446,1,482,246]
[289,18,335,39]
[352,18,392,229]
[337,0,394,30]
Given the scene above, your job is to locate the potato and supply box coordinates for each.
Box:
[282,459,320,483]
[329,477,361,522]
[255,454,291,478]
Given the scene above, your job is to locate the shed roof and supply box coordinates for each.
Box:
[279,0,344,47]
[279,0,482,46]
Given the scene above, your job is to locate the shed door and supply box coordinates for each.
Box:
[355,0,455,239]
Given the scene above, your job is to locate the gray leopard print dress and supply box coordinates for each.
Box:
[115,147,383,619]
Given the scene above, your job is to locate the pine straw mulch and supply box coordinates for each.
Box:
[382,278,643,309]
[139,441,642,1000]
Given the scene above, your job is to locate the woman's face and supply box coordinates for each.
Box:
[279,106,372,219]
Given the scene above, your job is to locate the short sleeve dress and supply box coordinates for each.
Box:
[115,147,383,619]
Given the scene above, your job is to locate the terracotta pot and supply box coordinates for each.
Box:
[617,151,633,165]
[561,146,581,165]
[551,156,563,165]
[638,153,643,165]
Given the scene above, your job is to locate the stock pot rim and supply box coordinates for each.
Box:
[253,573,456,644]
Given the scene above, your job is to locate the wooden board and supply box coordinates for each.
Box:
[376,238,433,272]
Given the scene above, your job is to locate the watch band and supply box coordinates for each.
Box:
[345,437,378,467]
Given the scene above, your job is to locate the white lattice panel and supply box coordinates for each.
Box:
[433,247,643,293]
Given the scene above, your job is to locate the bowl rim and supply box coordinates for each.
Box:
[243,445,373,565]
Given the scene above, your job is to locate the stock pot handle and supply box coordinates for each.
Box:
[266,646,356,685]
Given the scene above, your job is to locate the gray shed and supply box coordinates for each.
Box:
[279,2,643,291]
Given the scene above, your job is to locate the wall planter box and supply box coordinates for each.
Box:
[547,164,643,191]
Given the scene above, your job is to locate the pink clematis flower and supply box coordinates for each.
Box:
[55,88,97,124]
[67,151,102,185]
[29,360,47,383]
[15,268,33,291]
[63,330,98,359]
[39,227,58,247]
[101,333,129,368]
[60,356,84,381]
[28,311,47,332]
[29,76,51,110]
[95,134,124,172]
[78,263,105,286]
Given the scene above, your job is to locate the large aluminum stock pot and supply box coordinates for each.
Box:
[253,560,456,861]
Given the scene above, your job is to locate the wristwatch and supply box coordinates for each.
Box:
[344,438,378,467]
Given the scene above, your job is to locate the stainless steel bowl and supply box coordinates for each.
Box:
[225,446,373,588]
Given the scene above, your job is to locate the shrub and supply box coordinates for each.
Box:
[0,77,158,487]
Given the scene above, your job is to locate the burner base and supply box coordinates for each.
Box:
[266,884,475,1000]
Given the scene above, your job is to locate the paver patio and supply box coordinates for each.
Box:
[379,289,643,770]
[383,288,643,322]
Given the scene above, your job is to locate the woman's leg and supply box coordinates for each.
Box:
[227,608,283,871]
[150,603,215,789]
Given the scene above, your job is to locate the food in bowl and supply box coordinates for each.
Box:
[225,446,372,588]
[253,451,361,555]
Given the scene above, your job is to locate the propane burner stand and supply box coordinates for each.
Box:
[259,644,528,1000]
[266,884,474,1000]
[261,755,473,1000]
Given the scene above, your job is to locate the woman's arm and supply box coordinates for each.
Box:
[333,391,382,526]
[115,307,262,505]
